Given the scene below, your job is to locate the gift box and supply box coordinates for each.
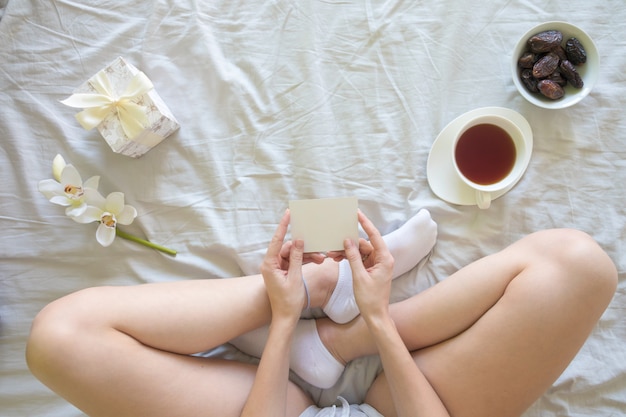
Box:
[61,57,180,158]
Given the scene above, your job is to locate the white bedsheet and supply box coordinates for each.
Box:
[1,1,625,415]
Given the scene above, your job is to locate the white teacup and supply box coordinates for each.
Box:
[451,114,530,209]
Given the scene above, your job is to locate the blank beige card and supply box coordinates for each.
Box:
[289,197,359,253]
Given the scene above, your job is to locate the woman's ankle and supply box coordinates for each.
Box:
[316,317,349,366]
[303,258,339,310]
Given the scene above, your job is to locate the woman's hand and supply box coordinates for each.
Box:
[260,210,307,321]
[326,237,376,267]
[242,210,310,417]
[341,210,395,319]
[341,211,450,417]
[279,240,327,267]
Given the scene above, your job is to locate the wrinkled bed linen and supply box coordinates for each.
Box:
[1,1,625,416]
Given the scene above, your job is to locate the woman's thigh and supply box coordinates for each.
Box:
[36,346,312,417]
[26,279,314,417]
[364,229,617,417]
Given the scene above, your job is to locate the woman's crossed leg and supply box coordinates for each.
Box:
[26,226,616,417]
[325,228,616,417]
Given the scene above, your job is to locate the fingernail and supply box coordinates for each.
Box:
[295,239,304,249]
[344,238,353,248]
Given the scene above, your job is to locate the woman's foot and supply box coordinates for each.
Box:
[301,257,339,311]
[288,319,345,389]
[230,318,346,389]
[321,208,437,323]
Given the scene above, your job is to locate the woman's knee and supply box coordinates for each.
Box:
[26,288,107,381]
[525,228,617,302]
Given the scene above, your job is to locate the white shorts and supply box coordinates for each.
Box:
[299,396,383,417]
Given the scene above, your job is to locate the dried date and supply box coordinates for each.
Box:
[559,60,584,88]
[547,70,567,87]
[521,69,539,93]
[518,52,537,69]
[538,79,565,100]
[532,53,560,78]
[565,37,587,65]
[552,45,568,62]
[528,30,563,53]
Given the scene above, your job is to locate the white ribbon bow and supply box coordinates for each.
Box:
[61,70,154,139]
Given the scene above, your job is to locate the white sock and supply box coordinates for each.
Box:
[230,319,344,389]
[384,208,438,278]
[322,208,437,324]
[290,319,344,389]
[320,260,357,325]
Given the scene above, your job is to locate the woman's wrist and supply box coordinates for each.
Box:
[362,308,396,336]
[269,314,300,332]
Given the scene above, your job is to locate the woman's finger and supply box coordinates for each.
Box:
[358,238,373,255]
[329,238,373,263]
[281,241,326,267]
[288,239,305,277]
[357,210,388,254]
[261,210,290,276]
[343,237,367,277]
[304,252,327,264]
[279,240,292,259]
[267,210,290,260]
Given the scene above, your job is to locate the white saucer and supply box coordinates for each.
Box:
[427,107,533,206]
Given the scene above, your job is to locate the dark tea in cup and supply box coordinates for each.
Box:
[451,113,529,209]
[454,123,517,186]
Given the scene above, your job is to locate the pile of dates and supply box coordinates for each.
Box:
[518,30,587,100]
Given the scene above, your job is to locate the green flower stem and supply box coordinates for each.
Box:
[115,228,177,257]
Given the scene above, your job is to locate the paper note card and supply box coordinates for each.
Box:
[289,197,358,253]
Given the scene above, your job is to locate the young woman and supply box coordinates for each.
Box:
[26,209,617,417]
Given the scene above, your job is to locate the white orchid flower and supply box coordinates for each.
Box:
[73,191,138,247]
[51,154,66,181]
[38,155,100,217]
[38,154,175,255]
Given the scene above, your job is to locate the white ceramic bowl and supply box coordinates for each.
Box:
[511,21,599,109]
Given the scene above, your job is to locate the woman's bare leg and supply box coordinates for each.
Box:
[319,228,617,417]
[25,262,336,417]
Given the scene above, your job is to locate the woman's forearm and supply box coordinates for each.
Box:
[365,313,450,417]
[240,317,297,417]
